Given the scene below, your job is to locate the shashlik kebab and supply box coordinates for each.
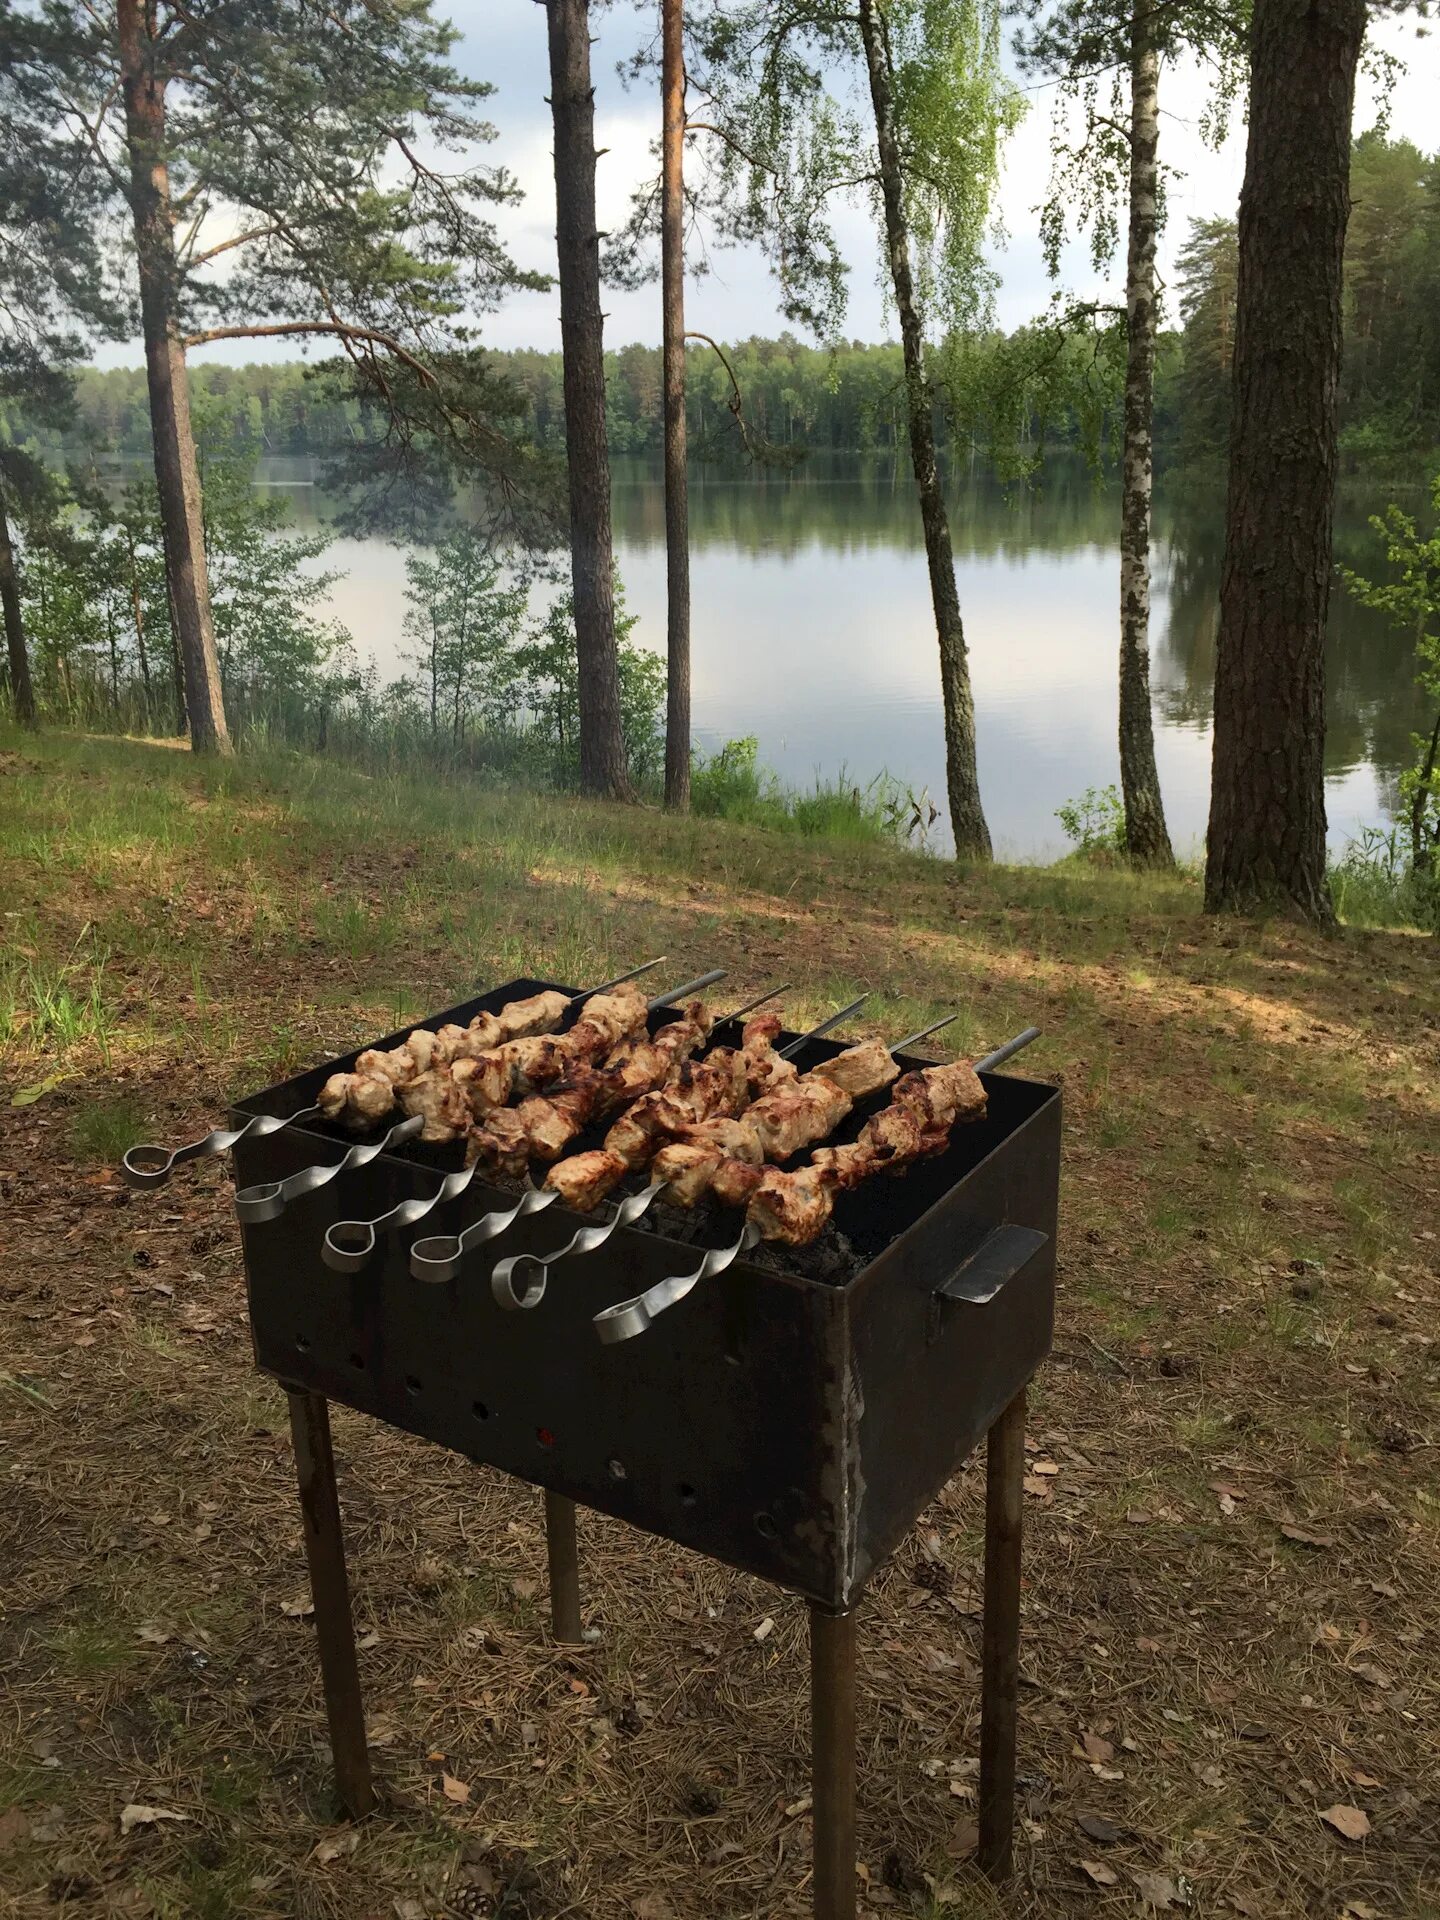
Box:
[487,1010,954,1309]
[593,1026,1041,1344]
[123,957,667,1192]
[318,969,732,1271]
[408,994,868,1288]
[320,975,655,1138]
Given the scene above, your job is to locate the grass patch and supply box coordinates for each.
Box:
[69,1094,148,1164]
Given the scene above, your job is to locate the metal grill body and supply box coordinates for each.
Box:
[233,978,1059,1613]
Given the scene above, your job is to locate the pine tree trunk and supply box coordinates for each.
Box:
[857,0,991,859]
[544,0,633,800]
[1118,12,1174,868]
[0,480,38,728]
[661,0,691,811]
[1204,0,1364,923]
[116,0,231,755]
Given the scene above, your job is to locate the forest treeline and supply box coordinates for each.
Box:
[45,134,1440,473]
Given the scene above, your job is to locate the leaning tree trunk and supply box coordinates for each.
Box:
[857,0,991,859]
[0,480,38,728]
[1204,0,1365,923]
[661,0,691,811]
[1118,10,1174,867]
[116,0,231,755]
[545,0,633,801]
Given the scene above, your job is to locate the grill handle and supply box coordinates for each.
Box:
[933,1224,1048,1307]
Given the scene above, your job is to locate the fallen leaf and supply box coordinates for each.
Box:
[1131,1867,1181,1908]
[1079,1731,1116,1765]
[1281,1523,1336,1549]
[0,1807,30,1851]
[1076,1812,1123,1845]
[1077,1858,1118,1886]
[119,1804,190,1835]
[783,1793,813,1818]
[1319,1803,1370,1841]
[1030,1459,1061,1476]
[1348,1768,1383,1789]
[1022,1474,1054,1500]
[192,1522,212,1543]
[440,1772,471,1805]
[1342,1902,1381,1919]
[135,1623,171,1646]
[356,1631,380,1651]
[280,1595,315,1619]
[11,1072,69,1108]
[510,1577,537,1601]
[635,1898,675,1920]
[312,1829,360,1864]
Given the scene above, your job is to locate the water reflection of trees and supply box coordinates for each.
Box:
[611,453,1126,560]
[1153,488,1427,782]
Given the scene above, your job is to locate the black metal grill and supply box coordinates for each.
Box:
[228,975,1061,1917]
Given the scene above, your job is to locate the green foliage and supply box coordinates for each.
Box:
[511,582,667,790]
[1329,824,1435,930]
[1056,784,1128,859]
[401,529,529,742]
[690,735,921,845]
[1338,469,1440,911]
[689,0,1021,345]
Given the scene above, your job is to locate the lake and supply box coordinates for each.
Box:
[259,452,1427,861]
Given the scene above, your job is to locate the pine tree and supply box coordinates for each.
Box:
[8,0,550,752]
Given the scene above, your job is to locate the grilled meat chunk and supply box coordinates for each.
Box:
[811,1039,899,1098]
[748,1164,835,1244]
[318,1070,397,1127]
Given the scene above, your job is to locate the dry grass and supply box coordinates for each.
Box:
[1,730,1437,1920]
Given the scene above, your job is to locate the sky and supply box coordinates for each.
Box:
[109,2,1437,372]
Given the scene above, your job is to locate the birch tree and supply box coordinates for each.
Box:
[689,0,1022,859]
[1014,0,1244,867]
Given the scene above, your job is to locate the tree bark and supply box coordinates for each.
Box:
[116,0,231,755]
[661,0,691,811]
[0,480,38,728]
[1204,0,1365,923]
[1118,11,1174,867]
[857,0,991,859]
[544,0,633,800]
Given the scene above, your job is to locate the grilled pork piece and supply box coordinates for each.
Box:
[544,1014,792,1214]
[317,982,647,1134]
[749,1059,989,1244]
[466,1001,716,1175]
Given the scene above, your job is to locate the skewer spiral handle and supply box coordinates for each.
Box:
[122,1104,322,1190]
[593,1223,760,1344]
[234,1113,425,1224]
[408,1181,560,1284]
[490,1178,668,1311]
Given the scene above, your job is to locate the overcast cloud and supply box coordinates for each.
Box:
[98,5,1437,366]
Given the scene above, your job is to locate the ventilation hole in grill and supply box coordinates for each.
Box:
[472,1400,491,1421]
[405,1375,422,1397]
[295,1335,311,1354]
[754,1511,778,1540]
[348,1352,365,1371]
[677,1483,698,1508]
[536,1427,556,1449]
[607,1458,627,1482]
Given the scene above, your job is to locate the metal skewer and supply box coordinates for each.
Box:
[234,1113,427,1223]
[121,956,669,1193]
[404,978,796,1288]
[592,1023,1040,1346]
[488,993,871,1311]
[322,967,729,1274]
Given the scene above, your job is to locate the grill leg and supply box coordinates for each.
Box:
[544,1490,584,1644]
[286,1390,375,1819]
[809,1604,857,1920]
[978,1385,1026,1879]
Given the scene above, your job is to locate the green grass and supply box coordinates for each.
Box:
[69,1094,148,1163]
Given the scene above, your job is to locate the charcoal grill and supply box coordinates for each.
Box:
[231,975,1060,1917]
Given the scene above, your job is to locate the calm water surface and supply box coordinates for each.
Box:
[263,454,1425,861]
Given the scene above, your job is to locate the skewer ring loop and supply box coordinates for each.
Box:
[322,1221,379,1273]
[490,1252,549,1312]
[409,1236,462,1284]
[121,1144,176,1190]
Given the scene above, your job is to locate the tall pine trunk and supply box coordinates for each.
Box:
[0,480,37,727]
[1204,0,1364,923]
[857,0,991,859]
[1118,10,1173,867]
[544,0,633,800]
[116,0,230,755]
[661,0,691,811]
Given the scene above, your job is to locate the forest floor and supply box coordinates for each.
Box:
[0,728,1436,1920]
